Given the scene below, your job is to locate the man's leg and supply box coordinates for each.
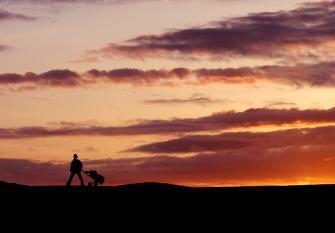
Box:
[77,172,85,186]
[67,172,75,186]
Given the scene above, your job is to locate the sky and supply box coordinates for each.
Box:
[2,0,335,186]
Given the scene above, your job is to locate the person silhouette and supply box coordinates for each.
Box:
[66,154,84,186]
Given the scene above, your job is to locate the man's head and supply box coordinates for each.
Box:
[73,154,78,159]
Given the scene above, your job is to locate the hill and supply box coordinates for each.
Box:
[3,180,335,200]
[2,181,335,221]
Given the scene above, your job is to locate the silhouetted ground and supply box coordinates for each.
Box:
[3,180,335,202]
[2,181,335,225]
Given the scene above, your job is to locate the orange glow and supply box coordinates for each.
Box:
[2,0,335,186]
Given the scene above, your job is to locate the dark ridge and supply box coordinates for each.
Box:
[3,180,335,190]
[3,180,335,194]
[2,180,335,217]
[0,180,28,188]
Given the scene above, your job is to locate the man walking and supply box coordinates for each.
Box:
[66,154,84,186]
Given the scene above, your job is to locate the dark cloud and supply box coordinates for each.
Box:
[1,107,335,138]
[0,68,190,90]
[36,69,82,87]
[253,62,335,87]
[130,125,335,153]
[192,64,319,86]
[88,0,335,61]
[86,67,190,86]
[0,8,36,21]
[4,62,335,91]
[0,69,82,90]
[87,62,335,87]
[0,44,10,52]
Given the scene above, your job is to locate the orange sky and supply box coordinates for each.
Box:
[1,0,335,186]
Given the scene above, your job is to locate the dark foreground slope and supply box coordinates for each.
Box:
[2,181,335,224]
[3,181,335,203]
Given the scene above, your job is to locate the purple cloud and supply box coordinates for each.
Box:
[3,62,335,91]
[130,125,335,153]
[0,107,335,139]
[88,1,335,61]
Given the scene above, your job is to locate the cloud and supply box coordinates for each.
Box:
[3,144,335,186]
[0,0,194,5]
[87,0,335,61]
[191,62,335,87]
[0,158,67,185]
[86,62,335,87]
[1,107,335,139]
[4,62,335,91]
[85,67,190,86]
[0,69,82,90]
[265,101,296,108]
[0,44,10,52]
[0,8,36,21]
[129,125,335,153]
[143,94,223,106]
[47,120,102,128]
[31,96,52,101]
[85,146,99,152]
[0,68,190,91]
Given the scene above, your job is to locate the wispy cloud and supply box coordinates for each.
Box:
[143,94,224,106]
[84,146,99,153]
[129,125,335,153]
[1,107,335,139]
[0,8,36,21]
[0,44,11,52]
[265,101,296,108]
[0,0,202,5]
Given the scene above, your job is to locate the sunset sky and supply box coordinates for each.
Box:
[2,0,335,186]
